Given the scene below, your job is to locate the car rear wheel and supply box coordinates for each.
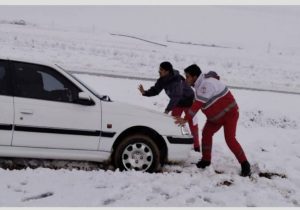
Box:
[114,134,161,172]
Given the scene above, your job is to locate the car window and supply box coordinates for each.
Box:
[0,61,9,96]
[13,62,81,103]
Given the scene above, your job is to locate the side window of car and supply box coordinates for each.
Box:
[13,62,81,103]
[0,61,10,96]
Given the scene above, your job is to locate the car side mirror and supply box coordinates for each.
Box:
[77,92,95,106]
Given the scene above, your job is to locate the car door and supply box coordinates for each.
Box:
[12,61,102,150]
[0,60,13,146]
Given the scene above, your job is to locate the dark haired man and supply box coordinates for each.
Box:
[175,64,251,177]
[138,61,200,151]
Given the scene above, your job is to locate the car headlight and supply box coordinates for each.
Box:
[180,123,191,135]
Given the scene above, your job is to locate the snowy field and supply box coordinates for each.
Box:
[0,5,300,207]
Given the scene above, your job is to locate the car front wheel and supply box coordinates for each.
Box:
[114,134,161,172]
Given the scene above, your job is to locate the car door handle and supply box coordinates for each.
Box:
[20,109,34,115]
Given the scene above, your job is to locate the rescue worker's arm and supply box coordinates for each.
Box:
[174,100,203,126]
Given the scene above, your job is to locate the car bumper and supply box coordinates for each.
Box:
[164,135,193,162]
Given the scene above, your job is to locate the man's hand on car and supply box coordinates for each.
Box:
[174,116,187,126]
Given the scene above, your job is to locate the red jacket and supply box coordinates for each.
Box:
[185,74,238,123]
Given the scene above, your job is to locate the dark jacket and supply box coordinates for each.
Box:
[143,70,194,112]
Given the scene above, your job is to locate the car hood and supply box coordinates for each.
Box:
[101,101,183,136]
[102,100,172,121]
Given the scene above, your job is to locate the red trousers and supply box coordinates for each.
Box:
[171,107,200,149]
[202,108,247,163]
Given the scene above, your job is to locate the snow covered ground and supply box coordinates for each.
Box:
[0,5,300,207]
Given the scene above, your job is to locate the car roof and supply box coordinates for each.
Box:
[1,56,58,69]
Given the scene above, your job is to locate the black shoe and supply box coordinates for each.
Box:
[196,160,211,169]
[241,161,251,177]
[194,147,200,152]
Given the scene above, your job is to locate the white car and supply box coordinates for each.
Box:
[0,57,193,172]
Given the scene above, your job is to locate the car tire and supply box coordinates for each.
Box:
[114,134,161,172]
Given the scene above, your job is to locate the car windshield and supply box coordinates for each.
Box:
[55,64,112,102]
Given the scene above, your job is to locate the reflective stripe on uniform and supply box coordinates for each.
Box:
[202,146,212,151]
[202,87,229,110]
[195,94,209,103]
[207,101,237,122]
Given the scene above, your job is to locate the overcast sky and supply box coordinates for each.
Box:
[0,5,300,50]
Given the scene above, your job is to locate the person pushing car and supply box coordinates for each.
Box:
[138,61,200,152]
[174,64,251,177]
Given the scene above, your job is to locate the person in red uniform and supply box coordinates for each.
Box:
[139,61,200,151]
[174,64,251,177]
